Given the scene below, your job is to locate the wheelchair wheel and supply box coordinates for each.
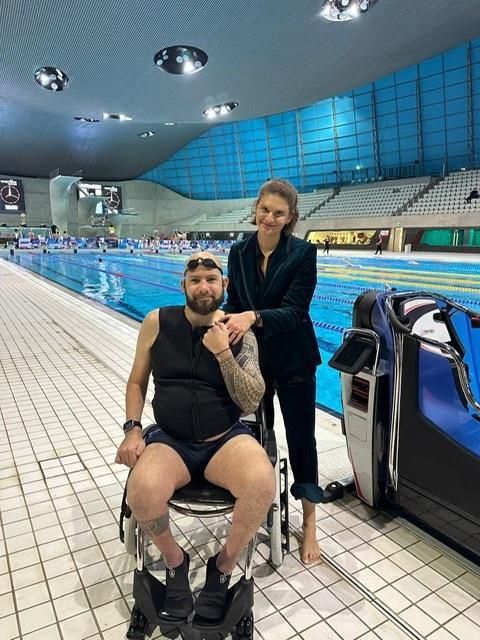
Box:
[268,458,283,568]
[124,512,137,556]
[232,610,254,640]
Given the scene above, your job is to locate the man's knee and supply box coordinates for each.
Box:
[240,459,276,507]
[127,467,174,515]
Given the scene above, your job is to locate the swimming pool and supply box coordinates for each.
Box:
[8,251,480,413]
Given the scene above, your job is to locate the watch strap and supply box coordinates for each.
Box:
[123,419,142,433]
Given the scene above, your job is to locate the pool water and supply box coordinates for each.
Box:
[9,251,480,414]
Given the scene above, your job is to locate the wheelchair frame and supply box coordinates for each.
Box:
[118,405,289,640]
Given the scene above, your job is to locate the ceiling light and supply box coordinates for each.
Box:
[102,113,133,121]
[34,67,69,91]
[74,116,99,123]
[154,45,208,75]
[321,0,373,21]
[202,101,238,119]
[139,131,155,138]
[163,122,177,126]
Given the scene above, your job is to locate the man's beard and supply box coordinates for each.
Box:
[186,289,224,315]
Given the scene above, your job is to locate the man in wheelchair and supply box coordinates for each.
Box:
[115,252,275,624]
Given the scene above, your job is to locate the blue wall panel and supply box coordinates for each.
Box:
[139,38,480,198]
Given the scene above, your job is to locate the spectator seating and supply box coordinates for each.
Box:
[404,169,480,216]
[187,205,253,230]
[308,180,429,219]
[297,190,332,218]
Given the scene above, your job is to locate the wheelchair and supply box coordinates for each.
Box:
[118,404,289,640]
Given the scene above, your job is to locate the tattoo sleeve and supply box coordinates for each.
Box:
[217,330,265,414]
[138,511,170,537]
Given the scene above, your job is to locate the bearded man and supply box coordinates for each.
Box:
[115,252,274,623]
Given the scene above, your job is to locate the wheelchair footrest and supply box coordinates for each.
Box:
[192,577,254,636]
[127,605,157,639]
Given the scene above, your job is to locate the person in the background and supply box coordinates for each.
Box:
[374,234,383,255]
[323,236,330,256]
[465,187,479,203]
[223,179,322,564]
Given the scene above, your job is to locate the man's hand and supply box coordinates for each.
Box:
[223,312,256,345]
[115,429,146,468]
[202,321,230,354]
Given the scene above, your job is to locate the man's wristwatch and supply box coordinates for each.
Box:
[253,311,262,327]
[123,420,142,433]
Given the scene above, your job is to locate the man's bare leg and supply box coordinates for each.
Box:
[301,498,321,565]
[204,434,276,572]
[127,443,191,567]
[127,443,194,619]
[194,434,275,620]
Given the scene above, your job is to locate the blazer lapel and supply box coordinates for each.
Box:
[238,234,259,309]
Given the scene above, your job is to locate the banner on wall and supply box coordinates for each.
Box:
[0,178,26,212]
[78,183,123,214]
[307,229,388,246]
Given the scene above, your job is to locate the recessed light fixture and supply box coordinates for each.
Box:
[154,45,208,75]
[202,101,238,119]
[35,67,69,91]
[139,131,155,138]
[74,116,100,123]
[321,0,374,21]
[163,122,177,126]
[102,113,133,121]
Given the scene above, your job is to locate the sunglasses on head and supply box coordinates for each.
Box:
[184,257,223,274]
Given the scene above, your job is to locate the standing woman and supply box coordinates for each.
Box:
[223,179,322,564]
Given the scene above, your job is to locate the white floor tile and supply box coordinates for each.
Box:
[437,582,477,612]
[306,587,345,618]
[282,600,321,632]
[59,610,99,640]
[255,611,296,640]
[263,580,301,609]
[418,593,459,625]
[401,605,439,636]
[327,608,369,640]
[18,601,56,636]
[15,581,50,611]
[23,624,62,640]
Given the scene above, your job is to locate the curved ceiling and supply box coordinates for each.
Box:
[1,0,480,181]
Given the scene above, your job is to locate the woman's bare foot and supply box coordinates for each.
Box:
[300,499,321,565]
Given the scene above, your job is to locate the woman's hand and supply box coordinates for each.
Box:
[202,321,231,355]
[223,311,256,345]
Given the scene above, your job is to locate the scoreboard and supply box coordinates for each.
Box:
[78,183,123,214]
[0,178,26,212]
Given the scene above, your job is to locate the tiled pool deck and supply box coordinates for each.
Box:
[1,256,479,640]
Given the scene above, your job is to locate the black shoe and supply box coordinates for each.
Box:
[194,553,231,620]
[160,549,193,621]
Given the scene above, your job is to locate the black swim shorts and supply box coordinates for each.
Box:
[143,422,254,479]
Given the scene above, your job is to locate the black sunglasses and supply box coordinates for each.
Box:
[184,257,223,274]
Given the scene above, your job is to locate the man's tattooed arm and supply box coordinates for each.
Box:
[216,329,265,414]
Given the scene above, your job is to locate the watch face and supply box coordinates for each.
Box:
[0,184,21,205]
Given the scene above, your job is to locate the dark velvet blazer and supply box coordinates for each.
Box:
[224,231,321,381]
